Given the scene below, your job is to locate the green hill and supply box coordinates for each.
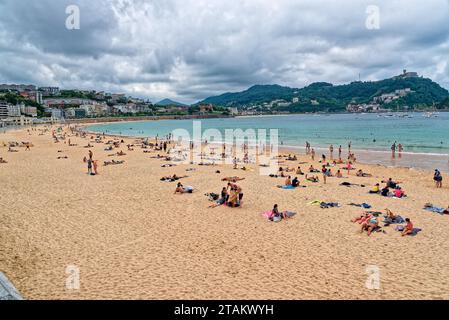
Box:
[199,76,449,112]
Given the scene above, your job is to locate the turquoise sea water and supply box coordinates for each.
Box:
[87,112,449,170]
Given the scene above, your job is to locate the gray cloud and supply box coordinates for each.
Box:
[0,0,449,103]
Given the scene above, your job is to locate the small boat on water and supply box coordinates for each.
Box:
[423,112,438,118]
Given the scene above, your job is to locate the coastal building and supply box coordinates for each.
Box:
[74,108,87,118]
[7,105,21,117]
[228,107,239,115]
[292,97,300,103]
[0,101,9,119]
[0,84,36,92]
[43,98,94,108]
[20,105,38,117]
[346,103,380,113]
[200,104,214,113]
[395,70,419,79]
[64,108,75,118]
[47,108,64,119]
[35,91,43,104]
[39,87,60,95]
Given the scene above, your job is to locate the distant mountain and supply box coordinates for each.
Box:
[198,75,449,112]
[155,98,188,107]
[201,84,294,106]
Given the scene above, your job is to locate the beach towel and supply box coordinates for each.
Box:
[262,210,274,219]
[284,211,297,218]
[309,200,322,206]
[349,203,372,209]
[424,206,448,215]
[320,202,340,209]
[383,215,405,225]
[282,185,296,190]
[396,226,422,236]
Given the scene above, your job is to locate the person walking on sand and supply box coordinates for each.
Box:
[329,145,334,160]
[338,145,342,159]
[434,169,443,188]
[93,160,98,175]
[311,148,315,161]
[88,150,93,160]
[322,165,328,184]
[87,158,93,175]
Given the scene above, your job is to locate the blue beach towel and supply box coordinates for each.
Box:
[424,207,447,215]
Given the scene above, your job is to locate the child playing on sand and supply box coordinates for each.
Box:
[336,170,343,178]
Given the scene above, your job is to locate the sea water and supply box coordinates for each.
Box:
[87,112,449,171]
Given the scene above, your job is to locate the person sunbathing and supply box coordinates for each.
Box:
[0,157,7,164]
[393,186,406,198]
[369,183,381,194]
[227,188,239,207]
[292,177,300,187]
[117,151,126,156]
[305,174,319,183]
[296,167,304,175]
[285,176,292,186]
[401,218,414,236]
[342,162,354,170]
[382,178,401,189]
[161,174,187,182]
[361,215,379,236]
[309,165,319,173]
[380,186,390,197]
[356,169,372,177]
[352,212,372,224]
[221,177,245,182]
[385,208,397,220]
[175,182,188,194]
[336,170,343,178]
[209,187,228,208]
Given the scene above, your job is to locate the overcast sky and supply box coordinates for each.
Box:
[0,0,448,103]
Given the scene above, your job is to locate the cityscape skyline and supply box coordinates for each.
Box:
[1,0,449,103]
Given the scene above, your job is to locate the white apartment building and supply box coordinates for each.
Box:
[7,105,21,117]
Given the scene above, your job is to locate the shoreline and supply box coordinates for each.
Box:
[81,121,449,172]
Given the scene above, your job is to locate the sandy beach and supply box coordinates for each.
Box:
[1,124,449,300]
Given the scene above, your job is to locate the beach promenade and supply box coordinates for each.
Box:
[1,125,449,300]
